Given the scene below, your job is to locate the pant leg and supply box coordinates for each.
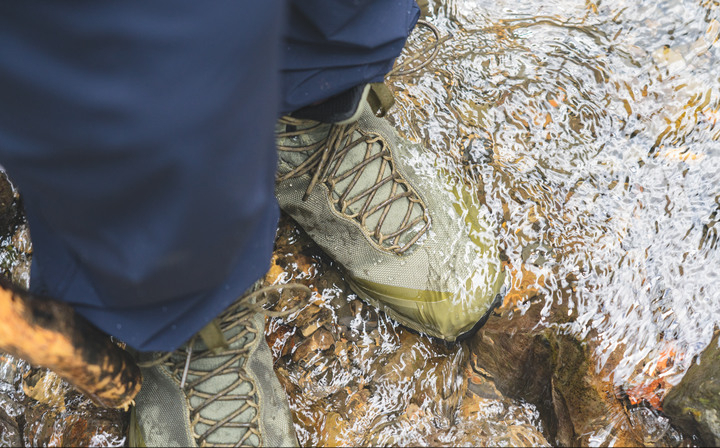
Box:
[0,1,285,351]
[281,0,420,114]
[0,0,417,352]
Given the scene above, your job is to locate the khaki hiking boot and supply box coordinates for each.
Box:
[275,85,506,341]
[129,284,309,447]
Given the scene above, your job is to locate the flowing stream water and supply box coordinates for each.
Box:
[269,0,720,445]
[397,0,720,394]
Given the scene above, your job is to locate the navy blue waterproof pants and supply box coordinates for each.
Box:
[0,1,419,351]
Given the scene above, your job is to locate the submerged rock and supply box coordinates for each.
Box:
[664,331,720,446]
[0,406,21,447]
[264,215,551,446]
[0,355,128,447]
[467,266,692,447]
[264,205,700,447]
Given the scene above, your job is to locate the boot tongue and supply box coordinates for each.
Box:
[197,320,229,353]
[275,120,332,170]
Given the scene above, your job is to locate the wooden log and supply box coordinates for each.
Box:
[0,276,141,410]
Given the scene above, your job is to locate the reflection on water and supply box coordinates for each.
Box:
[269,0,719,445]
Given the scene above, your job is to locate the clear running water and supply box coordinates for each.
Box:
[266,0,720,444]
[390,0,720,393]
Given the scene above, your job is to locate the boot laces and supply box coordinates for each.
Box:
[274,20,448,255]
[277,119,430,255]
[138,283,312,447]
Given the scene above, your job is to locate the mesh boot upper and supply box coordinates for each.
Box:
[132,286,302,448]
[276,116,430,254]
[275,101,506,341]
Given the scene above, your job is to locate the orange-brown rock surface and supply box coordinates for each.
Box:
[263,215,692,447]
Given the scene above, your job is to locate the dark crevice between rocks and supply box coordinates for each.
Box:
[664,329,720,447]
[467,294,696,447]
[0,170,24,242]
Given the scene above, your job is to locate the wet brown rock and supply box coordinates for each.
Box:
[411,350,467,422]
[468,303,555,425]
[267,213,698,447]
[296,366,339,401]
[549,333,642,447]
[456,391,551,447]
[467,300,687,447]
[332,340,351,369]
[0,405,21,448]
[274,366,300,397]
[318,412,351,447]
[267,215,554,446]
[348,299,378,323]
[23,369,67,411]
[346,337,380,369]
[291,328,335,364]
[287,400,328,447]
[265,322,298,361]
[664,330,720,446]
[624,344,677,411]
[296,305,334,338]
[19,370,128,447]
[499,262,546,312]
[464,359,503,401]
[265,245,320,287]
[0,356,129,447]
[23,397,127,447]
[626,406,687,447]
[336,387,371,419]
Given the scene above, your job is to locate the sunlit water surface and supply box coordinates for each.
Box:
[268,1,719,445]
[273,0,720,444]
[391,0,720,390]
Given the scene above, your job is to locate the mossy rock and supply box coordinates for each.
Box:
[664,331,720,446]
